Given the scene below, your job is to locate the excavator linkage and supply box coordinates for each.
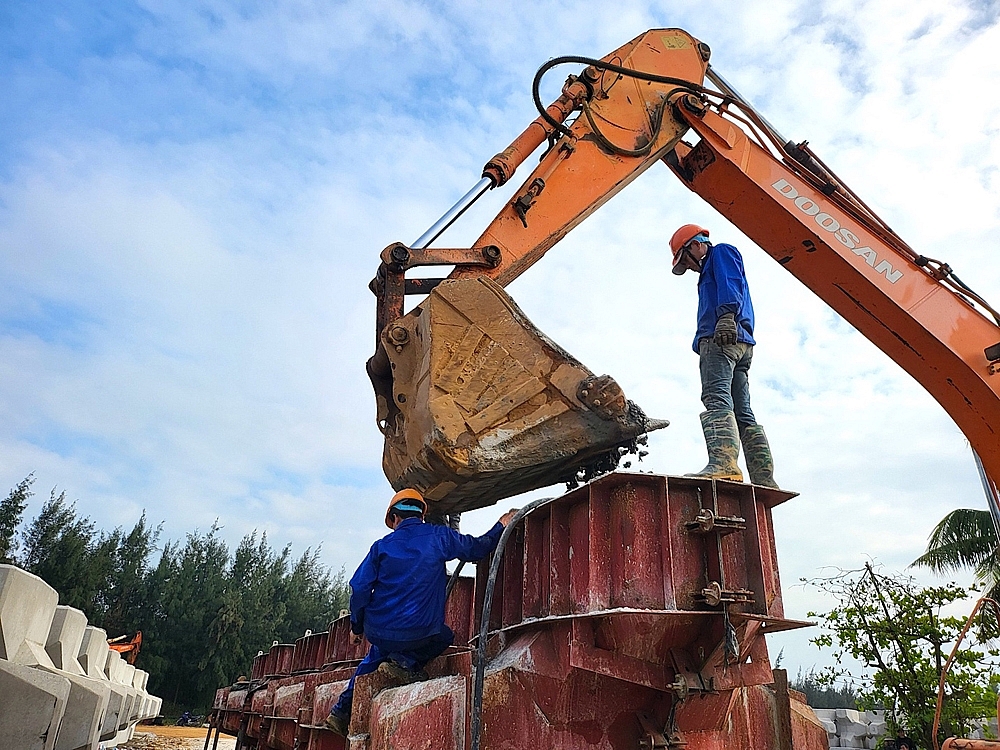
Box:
[372,276,668,515]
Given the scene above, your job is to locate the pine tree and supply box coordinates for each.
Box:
[20,489,101,610]
[0,475,33,564]
[280,548,347,641]
[98,514,161,638]
[2,480,350,711]
[145,525,230,706]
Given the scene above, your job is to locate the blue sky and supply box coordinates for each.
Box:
[2,0,1000,677]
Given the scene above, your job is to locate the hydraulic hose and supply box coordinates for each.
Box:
[445,561,466,599]
[536,56,1000,327]
[470,496,556,750]
[531,55,715,139]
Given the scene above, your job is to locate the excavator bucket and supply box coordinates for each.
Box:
[376,277,668,515]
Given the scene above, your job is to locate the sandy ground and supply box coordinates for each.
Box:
[118,726,236,750]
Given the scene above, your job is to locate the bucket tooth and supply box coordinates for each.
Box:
[379,277,668,515]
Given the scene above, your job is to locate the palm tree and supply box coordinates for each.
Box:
[911,508,1000,599]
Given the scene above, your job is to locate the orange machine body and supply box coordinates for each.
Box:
[108,631,142,665]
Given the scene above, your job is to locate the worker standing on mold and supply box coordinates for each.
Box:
[325,489,517,736]
[670,224,778,489]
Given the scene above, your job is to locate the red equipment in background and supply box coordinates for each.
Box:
[108,631,142,665]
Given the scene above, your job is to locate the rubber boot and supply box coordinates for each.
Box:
[686,410,743,481]
[740,424,779,489]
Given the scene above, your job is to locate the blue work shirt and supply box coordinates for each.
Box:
[349,517,503,643]
[693,242,756,352]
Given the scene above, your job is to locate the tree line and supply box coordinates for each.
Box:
[0,476,348,711]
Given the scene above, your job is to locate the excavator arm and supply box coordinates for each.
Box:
[368,28,1000,517]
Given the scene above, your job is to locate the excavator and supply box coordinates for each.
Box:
[199,29,1000,750]
[107,630,142,665]
[366,27,1000,533]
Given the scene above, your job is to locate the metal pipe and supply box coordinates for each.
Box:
[471,496,556,750]
[973,450,1000,548]
[412,176,493,249]
[706,65,789,146]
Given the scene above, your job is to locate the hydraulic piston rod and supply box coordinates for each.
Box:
[411,75,592,251]
[412,176,493,249]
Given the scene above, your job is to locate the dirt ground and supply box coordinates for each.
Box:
[119,726,236,750]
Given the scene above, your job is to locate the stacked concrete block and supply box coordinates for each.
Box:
[0,564,162,750]
[78,626,129,743]
[970,717,1000,740]
[813,708,886,749]
[104,651,140,746]
[131,668,160,720]
[130,667,148,722]
[104,653,160,744]
[45,605,113,750]
[0,566,71,750]
[124,662,157,725]
[103,650,135,727]
[123,664,139,723]
[144,671,161,718]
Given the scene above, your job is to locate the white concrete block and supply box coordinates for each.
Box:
[0,565,161,747]
[104,651,137,731]
[45,605,112,750]
[78,627,128,741]
[0,565,59,666]
[810,705,889,749]
[46,607,89,676]
[0,660,71,750]
[52,671,110,750]
[122,664,140,722]
[78,627,109,679]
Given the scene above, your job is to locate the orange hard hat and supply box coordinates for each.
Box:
[384,488,428,528]
[670,224,710,275]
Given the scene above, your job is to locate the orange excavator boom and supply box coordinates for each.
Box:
[368,28,1000,519]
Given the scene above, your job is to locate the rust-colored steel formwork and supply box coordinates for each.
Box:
[208,473,829,750]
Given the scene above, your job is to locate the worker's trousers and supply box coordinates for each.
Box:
[330,626,454,717]
[698,338,756,431]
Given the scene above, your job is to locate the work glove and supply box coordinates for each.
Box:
[713,313,738,346]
